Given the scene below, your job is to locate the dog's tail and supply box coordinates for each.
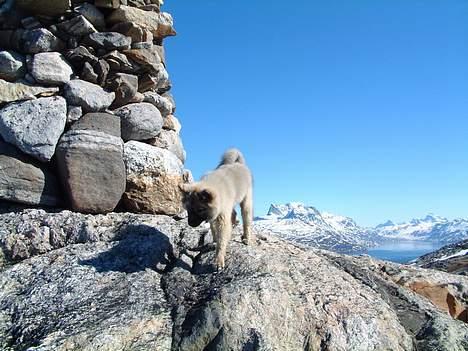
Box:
[219,148,245,166]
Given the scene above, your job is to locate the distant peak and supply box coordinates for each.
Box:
[376,220,395,228]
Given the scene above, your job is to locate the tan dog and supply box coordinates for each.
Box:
[179,149,253,269]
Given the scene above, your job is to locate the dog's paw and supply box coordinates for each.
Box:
[216,256,225,271]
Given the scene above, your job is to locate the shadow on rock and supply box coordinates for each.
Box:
[80,224,175,273]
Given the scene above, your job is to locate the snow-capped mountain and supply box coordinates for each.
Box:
[254,203,376,253]
[373,214,468,244]
[254,203,468,254]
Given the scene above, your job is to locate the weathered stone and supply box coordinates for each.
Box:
[114,102,163,141]
[75,3,105,30]
[107,73,138,108]
[131,41,153,50]
[102,49,134,72]
[147,129,185,163]
[94,0,120,9]
[83,31,132,51]
[162,91,175,111]
[56,15,97,37]
[163,114,181,133]
[93,59,110,86]
[123,141,184,215]
[16,0,71,17]
[123,46,161,72]
[107,6,176,39]
[0,141,61,206]
[0,50,25,82]
[0,79,59,104]
[65,46,98,69]
[30,52,73,85]
[0,96,67,162]
[138,67,170,93]
[110,21,153,43]
[80,61,98,84]
[143,91,173,116]
[56,113,126,213]
[1,210,466,350]
[20,28,65,54]
[67,105,82,124]
[64,79,115,112]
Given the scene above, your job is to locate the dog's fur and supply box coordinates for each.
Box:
[179,149,253,269]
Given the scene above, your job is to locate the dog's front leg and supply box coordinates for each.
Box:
[213,214,232,270]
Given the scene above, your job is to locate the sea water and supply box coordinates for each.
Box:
[367,241,445,263]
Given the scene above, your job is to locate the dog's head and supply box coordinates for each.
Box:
[179,183,218,227]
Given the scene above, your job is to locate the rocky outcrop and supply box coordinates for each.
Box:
[0,1,186,215]
[0,209,467,350]
[55,113,126,213]
[413,239,468,275]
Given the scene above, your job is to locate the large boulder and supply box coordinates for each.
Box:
[20,28,65,54]
[63,79,115,112]
[30,52,73,85]
[122,141,184,215]
[114,102,163,141]
[0,50,25,82]
[0,210,467,350]
[107,6,176,39]
[0,96,67,162]
[0,141,61,206]
[55,113,126,213]
[0,79,59,104]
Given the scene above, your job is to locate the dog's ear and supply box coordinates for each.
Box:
[198,189,215,203]
[179,183,194,193]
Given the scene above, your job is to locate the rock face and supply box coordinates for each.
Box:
[0,209,467,350]
[0,96,67,162]
[56,113,126,213]
[122,141,184,215]
[414,239,468,275]
[0,142,61,206]
[147,129,186,163]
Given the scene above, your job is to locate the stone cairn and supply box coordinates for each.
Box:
[0,0,189,215]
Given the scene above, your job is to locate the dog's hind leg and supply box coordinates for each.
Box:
[213,214,232,270]
[240,188,253,245]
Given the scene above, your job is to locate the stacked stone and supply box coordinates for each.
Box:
[0,0,188,215]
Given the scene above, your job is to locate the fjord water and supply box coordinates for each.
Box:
[367,241,445,263]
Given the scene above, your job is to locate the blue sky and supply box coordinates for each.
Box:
[163,0,468,226]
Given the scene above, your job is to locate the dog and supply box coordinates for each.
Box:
[179,148,253,269]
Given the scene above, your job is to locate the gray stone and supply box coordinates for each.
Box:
[123,141,184,215]
[67,105,82,124]
[21,16,41,30]
[65,46,98,69]
[94,0,120,9]
[56,15,97,37]
[84,32,132,51]
[143,91,173,116]
[0,210,467,350]
[0,79,59,104]
[16,0,71,17]
[56,113,126,213]
[30,52,73,85]
[107,72,138,108]
[0,141,61,206]
[114,102,163,141]
[138,66,170,93]
[0,96,67,162]
[110,21,153,43]
[75,3,105,31]
[92,59,110,86]
[147,129,185,163]
[64,79,115,112]
[20,28,65,54]
[107,6,176,39]
[80,61,98,84]
[0,50,25,82]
